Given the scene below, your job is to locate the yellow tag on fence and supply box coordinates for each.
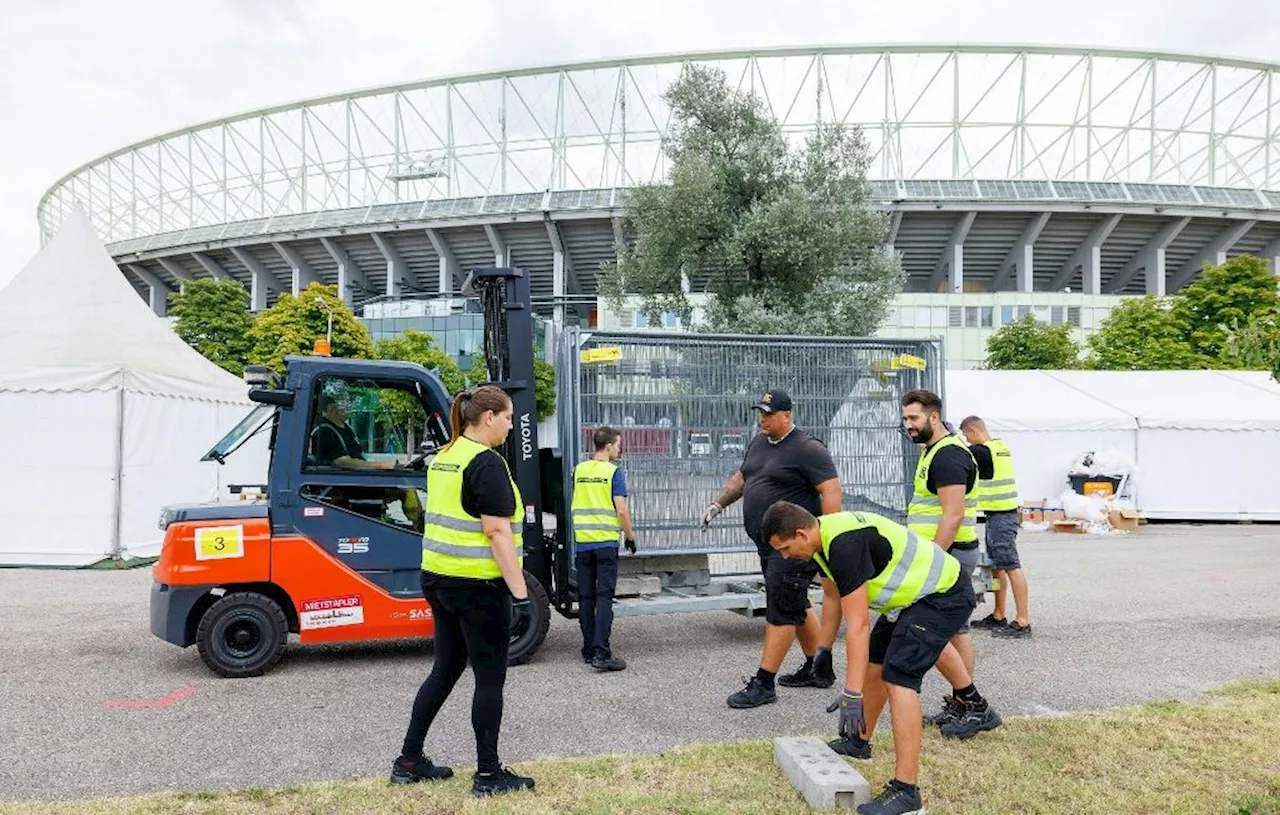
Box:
[893,354,927,370]
[194,525,245,561]
[581,346,623,364]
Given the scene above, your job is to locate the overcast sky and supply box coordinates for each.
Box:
[1,0,1277,287]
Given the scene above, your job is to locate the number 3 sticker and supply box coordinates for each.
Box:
[194,525,245,561]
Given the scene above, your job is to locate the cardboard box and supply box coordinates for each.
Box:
[1019,500,1045,524]
[1052,519,1086,534]
[1108,508,1141,532]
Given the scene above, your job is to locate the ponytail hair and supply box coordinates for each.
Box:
[446,385,512,448]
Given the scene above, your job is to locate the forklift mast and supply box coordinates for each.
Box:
[462,267,559,603]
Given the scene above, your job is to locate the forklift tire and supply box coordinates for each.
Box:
[507,570,551,667]
[195,591,288,678]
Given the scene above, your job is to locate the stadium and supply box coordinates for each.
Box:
[37,44,1280,368]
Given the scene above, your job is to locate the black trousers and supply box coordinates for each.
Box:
[401,572,511,773]
[575,546,619,660]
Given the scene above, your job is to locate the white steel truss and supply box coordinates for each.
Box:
[38,45,1280,245]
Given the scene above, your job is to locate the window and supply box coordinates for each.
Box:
[301,483,427,532]
[1017,305,1032,320]
[1051,306,1065,325]
[1067,306,1081,326]
[1000,305,1015,325]
[634,310,648,328]
[948,306,963,327]
[616,310,634,329]
[664,311,678,328]
[964,306,978,327]
[305,375,445,473]
[980,306,994,327]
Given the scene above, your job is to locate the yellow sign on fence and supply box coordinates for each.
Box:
[892,354,927,370]
[580,346,623,364]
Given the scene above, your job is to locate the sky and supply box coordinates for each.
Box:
[1,0,1277,288]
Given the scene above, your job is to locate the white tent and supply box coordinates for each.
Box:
[0,209,267,566]
[944,369,1280,521]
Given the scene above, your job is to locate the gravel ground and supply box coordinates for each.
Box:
[1,524,1278,802]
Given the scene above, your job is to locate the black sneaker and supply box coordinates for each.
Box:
[992,620,1032,639]
[778,660,816,687]
[472,765,535,797]
[727,676,777,709]
[581,649,593,664]
[970,613,1008,630]
[923,694,964,726]
[812,650,836,688]
[857,781,925,815]
[941,700,1003,739]
[389,754,453,785]
[591,655,627,672]
[827,735,871,761]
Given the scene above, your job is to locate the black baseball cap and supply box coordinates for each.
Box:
[753,389,793,414]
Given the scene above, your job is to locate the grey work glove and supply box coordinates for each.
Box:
[826,690,866,741]
[699,502,723,533]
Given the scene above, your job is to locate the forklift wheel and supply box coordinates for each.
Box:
[508,570,551,667]
[196,591,288,678]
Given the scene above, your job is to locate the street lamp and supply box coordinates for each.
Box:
[314,296,334,356]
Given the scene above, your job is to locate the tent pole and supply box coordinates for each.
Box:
[110,387,125,560]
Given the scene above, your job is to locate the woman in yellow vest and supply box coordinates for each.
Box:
[390,385,535,797]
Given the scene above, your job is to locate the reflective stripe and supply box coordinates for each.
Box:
[423,537,524,558]
[573,508,617,520]
[869,531,918,608]
[423,512,522,534]
[573,523,620,533]
[983,478,1016,487]
[908,514,976,528]
[981,491,1018,502]
[910,496,978,508]
[919,543,946,596]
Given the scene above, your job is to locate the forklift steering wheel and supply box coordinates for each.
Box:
[405,452,429,471]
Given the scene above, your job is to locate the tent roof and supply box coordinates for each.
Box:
[946,370,1280,432]
[0,208,249,402]
[944,370,1135,432]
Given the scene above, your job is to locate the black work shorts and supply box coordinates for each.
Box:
[759,551,818,627]
[868,580,976,692]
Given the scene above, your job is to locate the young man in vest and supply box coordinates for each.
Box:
[960,416,1032,638]
[571,426,636,672]
[901,388,991,729]
[761,501,1001,815]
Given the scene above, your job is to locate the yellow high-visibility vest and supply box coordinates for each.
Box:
[571,459,622,545]
[978,438,1019,513]
[813,511,960,612]
[421,436,523,579]
[908,434,978,545]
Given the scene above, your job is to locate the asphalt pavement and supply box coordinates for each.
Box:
[2,524,1278,802]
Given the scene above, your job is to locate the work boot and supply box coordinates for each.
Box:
[940,699,1004,740]
[992,620,1032,639]
[472,766,535,797]
[591,654,627,672]
[778,658,816,687]
[827,735,871,761]
[389,754,453,785]
[857,780,925,815]
[812,649,836,688]
[970,612,1007,630]
[727,676,777,709]
[922,694,964,726]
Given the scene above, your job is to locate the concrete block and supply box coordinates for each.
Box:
[774,736,870,810]
[618,554,711,576]
[615,575,661,597]
[659,569,711,589]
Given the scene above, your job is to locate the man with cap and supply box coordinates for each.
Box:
[701,389,845,708]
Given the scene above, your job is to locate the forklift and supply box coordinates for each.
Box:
[150,267,561,677]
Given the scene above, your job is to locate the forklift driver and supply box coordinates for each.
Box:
[309,379,398,470]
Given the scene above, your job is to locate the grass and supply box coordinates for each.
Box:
[4,678,1279,815]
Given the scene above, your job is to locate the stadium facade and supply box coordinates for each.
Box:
[37,45,1280,369]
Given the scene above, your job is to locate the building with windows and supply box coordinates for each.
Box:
[38,45,1280,369]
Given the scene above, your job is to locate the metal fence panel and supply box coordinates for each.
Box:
[557,329,943,555]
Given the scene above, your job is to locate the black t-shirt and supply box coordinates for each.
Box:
[925,437,977,494]
[968,443,994,480]
[740,429,839,543]
[311,418,364,464]
[462,449,518,519]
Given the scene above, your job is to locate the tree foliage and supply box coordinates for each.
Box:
[984,314,1081,370]
[1170,255,1280,365]
[374,329,467,394]
[599,64,903,337]
[168,278,254,376]
[246,283,375,372]
[467,358,557,422]
[1220,314,1280,376]
[1085,296,1200,370]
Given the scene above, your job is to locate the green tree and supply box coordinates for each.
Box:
[247,283,375,372]
[1085,296,1200,370]
[168,278,254,375]
[1170,255,1280,365]
[599,64,903,337]
[374,329,467,394]
[466,357,557,422]
[984,314,1081,370]
[1220,314,1280,372]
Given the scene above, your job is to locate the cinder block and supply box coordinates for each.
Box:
[659,569,711,588]
[615,575,661,597]
[618,554,710,576]
[773,736,870,810]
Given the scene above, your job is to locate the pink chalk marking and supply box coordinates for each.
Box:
[101,687,197,709]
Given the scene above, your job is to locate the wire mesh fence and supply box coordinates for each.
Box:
[556,329,943,556]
